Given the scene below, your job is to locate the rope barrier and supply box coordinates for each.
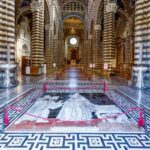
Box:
[101,81,145,128]
[42,84,100,92]
[8,105,57,122]
[1,81,145,129]
[6,105,143,124]
[4,105,9,126]
[2,90,43,128]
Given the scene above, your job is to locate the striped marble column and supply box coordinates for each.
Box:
[83,40,88,68]
[61,39,65,67]
[93,25,101,68]
[57,34,61,68]
[45,24,51,69]
[103,1,117,70]
[31,0,44,66]
[57,40,61,68]
[125,35,131,63]
[0,0,15,63]
[132,0,150,88]
[48,29,54,69]
[53,35,58,68]
[80,40,86,67]
[57,31,64,68]
[0,0,18,86]
[124,35,132,70]
[88,35,93,68]
[47,3,54,70]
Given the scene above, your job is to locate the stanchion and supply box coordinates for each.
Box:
[4,104,9,126]
[88,75,91,80]
[43,83,47,93]
[138,109,145,128]
[0,108,4,132]
[57,72,59,79]
[102,81,108,92]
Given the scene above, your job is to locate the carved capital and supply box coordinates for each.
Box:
[53,35,57,40]
[106,3,117,13]
[88,35,93,40]
[94,25,101,31]
[31,0,42,12]
[85,40,89,44]
[45,24,50,30]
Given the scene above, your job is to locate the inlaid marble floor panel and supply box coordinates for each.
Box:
[0,67,150,150]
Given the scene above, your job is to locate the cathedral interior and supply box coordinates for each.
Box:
[0,0,150,149]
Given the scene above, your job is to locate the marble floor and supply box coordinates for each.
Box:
[0,67,150,150]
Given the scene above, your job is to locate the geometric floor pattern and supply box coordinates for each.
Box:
[0,133,150,150]
[0,89,43,131]
[106,90,150,132]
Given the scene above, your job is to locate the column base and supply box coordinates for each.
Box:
[116,63,132,80]
[131,66,148,89]
[101,69,111,78]
[46,68,55,74]
[30,66,43,76]
[0,64,18,88]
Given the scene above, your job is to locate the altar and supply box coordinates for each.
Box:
[70,59,76,65]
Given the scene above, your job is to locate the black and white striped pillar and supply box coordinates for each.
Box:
[45,24,51,69]
[0,0,15,64]
[132,0,150,88]
[88,35,93,68]
[31,0,44,66]
[83,40,88,68]
[103,0,117,71]
[93,25,101,69]
[0,0,18,87]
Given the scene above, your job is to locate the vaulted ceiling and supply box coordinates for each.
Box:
[59,0,88,6]
[15,0,136,40]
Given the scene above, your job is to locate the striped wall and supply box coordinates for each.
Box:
[0,0,15,63]
[31,0,44,66]
[132,0,150,88]
[103,0,117,70]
